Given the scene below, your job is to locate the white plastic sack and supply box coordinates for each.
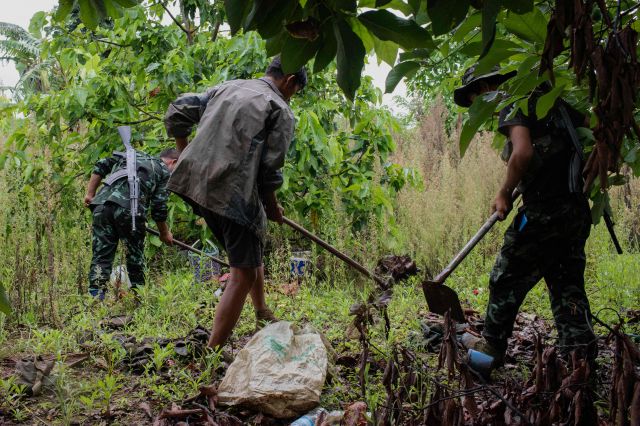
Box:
[218,321,328,418]
[110,264,131,289]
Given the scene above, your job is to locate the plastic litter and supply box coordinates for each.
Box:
[290,407,327,425]
[218,321,328,418]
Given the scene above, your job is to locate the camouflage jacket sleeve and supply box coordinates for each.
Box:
[149,161,171,223]
[92,155,120,177]
[257,106,295,194]
[164,87,218,138]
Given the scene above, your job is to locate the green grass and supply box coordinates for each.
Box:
[2,223,637,424]
[1,111,639,423]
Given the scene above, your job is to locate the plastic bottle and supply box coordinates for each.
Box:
[290,407,328,426]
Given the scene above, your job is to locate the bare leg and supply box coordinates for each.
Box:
[208,266,258,348]
[249,266,268,311]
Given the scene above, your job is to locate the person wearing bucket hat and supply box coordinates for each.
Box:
[455,65,597,368]
[453,65,516,108]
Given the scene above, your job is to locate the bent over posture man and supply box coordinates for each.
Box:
[454,66,597,366]
[85,148,178,299]
[164,57,306,349]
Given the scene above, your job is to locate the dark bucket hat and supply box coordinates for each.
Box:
[453,65,516,107]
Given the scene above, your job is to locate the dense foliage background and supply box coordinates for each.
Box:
[0,2,639,424]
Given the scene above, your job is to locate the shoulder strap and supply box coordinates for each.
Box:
[103,169,128,186]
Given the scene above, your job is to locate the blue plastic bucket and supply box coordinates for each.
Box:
[290,251,311,277]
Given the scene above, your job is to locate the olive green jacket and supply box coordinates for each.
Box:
[164,78,295,241]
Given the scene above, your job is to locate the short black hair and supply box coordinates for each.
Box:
[266,56,308,89]
[159,148,180,160]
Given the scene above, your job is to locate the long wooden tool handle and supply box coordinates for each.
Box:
[430,212,500,284]
[145,227,230,268]
[282,217,387,286]
[430,189,521,285]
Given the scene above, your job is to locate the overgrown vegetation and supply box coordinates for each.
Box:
[1,99,639,423]
[1,1,640,424]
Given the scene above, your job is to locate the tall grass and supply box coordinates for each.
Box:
[1,99,638,342]
[388,100,639,322]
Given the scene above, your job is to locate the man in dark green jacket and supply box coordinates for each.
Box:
[164,57,306,349]
[84,148,179,300]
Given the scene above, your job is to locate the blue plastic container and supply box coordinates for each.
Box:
[467,349,494,379]
[290,251,311,277]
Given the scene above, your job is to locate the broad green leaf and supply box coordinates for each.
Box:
[504,0,533,14]
[349,18,375,53]
[104,0,123,20]
[224,0,251,34]
[113,0,138,6]
[75,87,89,107]
[624,144,638,163]
[399,48,432,61]
[265,32,286,57]
[535,84,564,118]
[508,69,546,97]
[313,26,337,73]
[408,0,421,14]
[590,190,609,225]
[358,10,434,50]
[503,7,547,44]
[414,1,429,25]
[0,283,10,315]
[54,0,75,22]
[459,93,499,156]
[480,0,501,58]
[427,0,470,36]
[373,36,398,66]
[451,12,481,43]
[78,0,100,30]
[257,0,297,38]
[577,127,595,144]
[281,34,320,73]
[29,11,47,38]
[516,54,540,75]
[149,235,162,247]
[459,39,520,56]
[334,18,365,100]
[145,62,161,73]
[385,61,420,93]
[375,0,392,6]
[331,0,357,12]
[607,174,627,186]
[474,45,521,75]
[379,0,413,16]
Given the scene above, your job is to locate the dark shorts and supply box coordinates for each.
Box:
[177,193,263,268]
[199,208,263,269]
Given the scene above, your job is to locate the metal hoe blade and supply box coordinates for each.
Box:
[422,280,466,322]
[422,189,520,322]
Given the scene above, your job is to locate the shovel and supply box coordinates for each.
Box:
[145,227,230,268]
[282,217,387,287]
[423,189,520,322]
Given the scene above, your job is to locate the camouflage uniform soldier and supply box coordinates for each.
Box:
[454,67,597,365]
[84,148,179,299]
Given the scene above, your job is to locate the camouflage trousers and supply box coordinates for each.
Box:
[483,195,597,359]
[89,203,146,291]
